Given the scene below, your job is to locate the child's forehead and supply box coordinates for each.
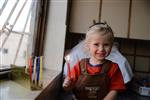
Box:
[89,33,113,42]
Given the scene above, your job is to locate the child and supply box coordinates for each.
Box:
[63,22,126,100]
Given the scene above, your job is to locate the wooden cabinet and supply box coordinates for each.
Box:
[69,0,100,33]
[101,0,130,38]
[130,0,150,40]
[69,0,150,40]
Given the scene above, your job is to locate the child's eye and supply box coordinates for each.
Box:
[104,43,111,47]
[93,43,99,46]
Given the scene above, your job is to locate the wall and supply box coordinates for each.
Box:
[43,0,68,71]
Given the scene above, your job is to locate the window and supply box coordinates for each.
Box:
[0,0,38,69]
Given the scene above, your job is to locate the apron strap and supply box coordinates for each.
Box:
[101,60,111,74]
[79,58,88,74]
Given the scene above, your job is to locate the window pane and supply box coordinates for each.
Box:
[0,0,37,68]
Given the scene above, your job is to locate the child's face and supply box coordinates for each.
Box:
[88,32,113,62]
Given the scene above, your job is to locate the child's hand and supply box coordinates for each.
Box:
[63,77,74,91]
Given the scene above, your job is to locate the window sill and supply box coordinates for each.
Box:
[0,69,61,100]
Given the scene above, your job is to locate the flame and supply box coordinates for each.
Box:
[65,54,70,61]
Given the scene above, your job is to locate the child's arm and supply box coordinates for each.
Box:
[62,61,81,91]
[103,90,118,100]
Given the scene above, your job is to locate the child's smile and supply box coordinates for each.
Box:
[96,51,106,58]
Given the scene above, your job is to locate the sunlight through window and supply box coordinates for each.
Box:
[0,0,37,69]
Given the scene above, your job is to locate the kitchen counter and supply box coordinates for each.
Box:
[0,69,60,100]
[117,90,150,100]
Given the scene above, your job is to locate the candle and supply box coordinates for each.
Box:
[29,56,32,80]
[65,55,71,78]
[39,56,43,87]
[76,55,80,71]
[67,61,71,78]
[33,57,37,84]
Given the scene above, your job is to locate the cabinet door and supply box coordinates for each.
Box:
[69,0,100,34]
[130,0,150,40]
[101,0,130,38]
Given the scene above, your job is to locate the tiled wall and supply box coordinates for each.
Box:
[115,38,150,79]
[115,38,150,74]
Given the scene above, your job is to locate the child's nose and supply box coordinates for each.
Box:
[98,45,104,51]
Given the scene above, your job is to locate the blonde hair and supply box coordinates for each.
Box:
[83,22,114,51]
[86,22,114,43]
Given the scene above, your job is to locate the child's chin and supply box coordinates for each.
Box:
[96,57,105,61]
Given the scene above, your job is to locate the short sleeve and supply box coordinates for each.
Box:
[108,63,126,91]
